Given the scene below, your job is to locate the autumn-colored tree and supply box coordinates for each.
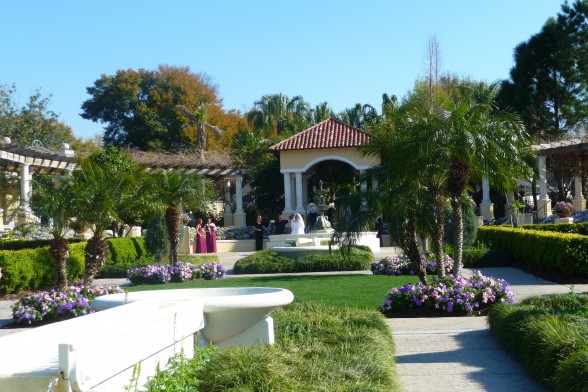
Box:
[81,65,244,151]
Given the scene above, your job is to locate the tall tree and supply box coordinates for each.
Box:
[338,103,379,129]
[0,84,74,149]
[498,1,588,140]
[246,94,310,137]
[81,65,225,150]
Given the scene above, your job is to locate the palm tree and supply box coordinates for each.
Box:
[147,170,211,264]
[247,94,310,137]
[307,102,334,124]
[431,80,531,275]
[176,104,224,160]
[71,158,136,285]
[30,175,75,290]
[338,103,379,129]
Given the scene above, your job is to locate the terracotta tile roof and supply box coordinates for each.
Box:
[269,118,374,151]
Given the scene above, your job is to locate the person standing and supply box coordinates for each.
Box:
[194,218,207,254]
[205,218,217,253]
[253,215,264,251]
[291,213,305,235]
[275,214,288,235]
[376,217,384,247]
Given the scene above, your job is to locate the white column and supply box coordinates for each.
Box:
[283,173,293,214]
[19,163,31,211]
[295,172,304,212]
[480,177,494,221]
[537,155,552,219]
[223,179,233,226]
[233,171,246,227]
[573,175,586,212]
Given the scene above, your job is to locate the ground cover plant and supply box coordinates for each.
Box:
[371,251,452,276]
[136,303,401,391]
[233,246,372,274]
[126,273,420,311]
[488,293,588,391]
[11,285,124,326]
[381,270,515,316]
[127,261,225,284]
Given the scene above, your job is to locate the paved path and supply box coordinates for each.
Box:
[1,248,587,391]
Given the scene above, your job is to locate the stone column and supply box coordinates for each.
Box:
[223,179,233,226]
[283,172,293,215]
[233,171,246,227]
[295,172,304,213]
[480,177,494,221]
[17,162,33,227]
[504,190,515,217]
[537,155,552,219]
[572,175,586,212]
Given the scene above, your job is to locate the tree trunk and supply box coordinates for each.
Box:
[50,237,69,290]
[434,201,446,278]
[407,216,427,284]
[83,235,109,286]
[451,197,464,276]
[165,207,181,264]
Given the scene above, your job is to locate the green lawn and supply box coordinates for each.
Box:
[126,274,421,310]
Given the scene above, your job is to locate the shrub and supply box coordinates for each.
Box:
[145,216,170,260]
[106,237,147,265]
[477,226,588,277]
[11,285,124,326]
[488,296,588,391]
[233,246,372,274]
[445,204,478,247]
[462,245,513,268]
[381,270,515,316]
[522,222,588,236]
[371,251,453,276]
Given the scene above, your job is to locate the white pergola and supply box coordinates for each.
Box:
[479,138,587,221]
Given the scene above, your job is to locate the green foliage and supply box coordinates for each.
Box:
[145,217,170,260]
[0,246,85,295]
[233,247,372,274]
[462,244,513,268]
[522,222,588,236]
[478,226,588,277]
[488,296,588,391]
[0,238,85,251]
[445,203,478,247]
[106,237,147,265]
[198,303,401,391]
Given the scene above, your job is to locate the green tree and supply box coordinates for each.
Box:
[30,175,76,290]
[147,170,211,264]
[81,65,221,150]
[498,0,588,140]
[338,103,379,129]
[0,84,74,149]
[246,94,310,137]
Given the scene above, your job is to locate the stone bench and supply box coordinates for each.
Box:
[0,287,294,392]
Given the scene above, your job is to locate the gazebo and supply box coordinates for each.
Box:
[269,118,380,217]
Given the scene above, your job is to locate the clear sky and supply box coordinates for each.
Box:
[1,1,565,140]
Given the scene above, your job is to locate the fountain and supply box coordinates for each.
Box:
[307,180,335,233]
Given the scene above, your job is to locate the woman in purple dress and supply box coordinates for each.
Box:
[194,218,207,254]
[205,218,217,253]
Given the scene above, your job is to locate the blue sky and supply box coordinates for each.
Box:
[1,1,565,140]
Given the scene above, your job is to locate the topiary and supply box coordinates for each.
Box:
[145,216,170,261]
[445,203,478,247]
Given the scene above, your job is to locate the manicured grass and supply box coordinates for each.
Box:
[126,274,421,310]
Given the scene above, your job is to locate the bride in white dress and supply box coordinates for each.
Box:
[291,213,306,235]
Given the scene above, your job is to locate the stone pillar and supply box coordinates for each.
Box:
[537,155,552,219]
[283,172,293,215]
[480,177,494,221]
[17,162,34,227]
[302,175,309,211]
[233,172,246,227]
[295,172,304,213]
[223,179,233,226]
[504,190,515,217]
[572,175,586,212]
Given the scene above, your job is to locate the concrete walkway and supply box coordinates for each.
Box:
[1,249,587,391]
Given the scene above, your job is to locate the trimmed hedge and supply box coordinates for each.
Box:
[0,238,86,251]
[477,226,588,277]
[234,247,373,274]
[0,237,147,294]
[488,298,588,391]
[522,222,588,236]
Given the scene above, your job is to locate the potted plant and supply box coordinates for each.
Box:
[553,201,574,218]
[71,219,89,234]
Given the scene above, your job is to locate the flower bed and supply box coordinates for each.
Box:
[11,285,124,326]
[381,270,515,316]
[371,252,453,276]
[127,262,226,285]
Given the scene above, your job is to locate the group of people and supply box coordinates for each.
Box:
[194,218,217,253]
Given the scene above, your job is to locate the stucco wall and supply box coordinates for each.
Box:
[279,148,379,172]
